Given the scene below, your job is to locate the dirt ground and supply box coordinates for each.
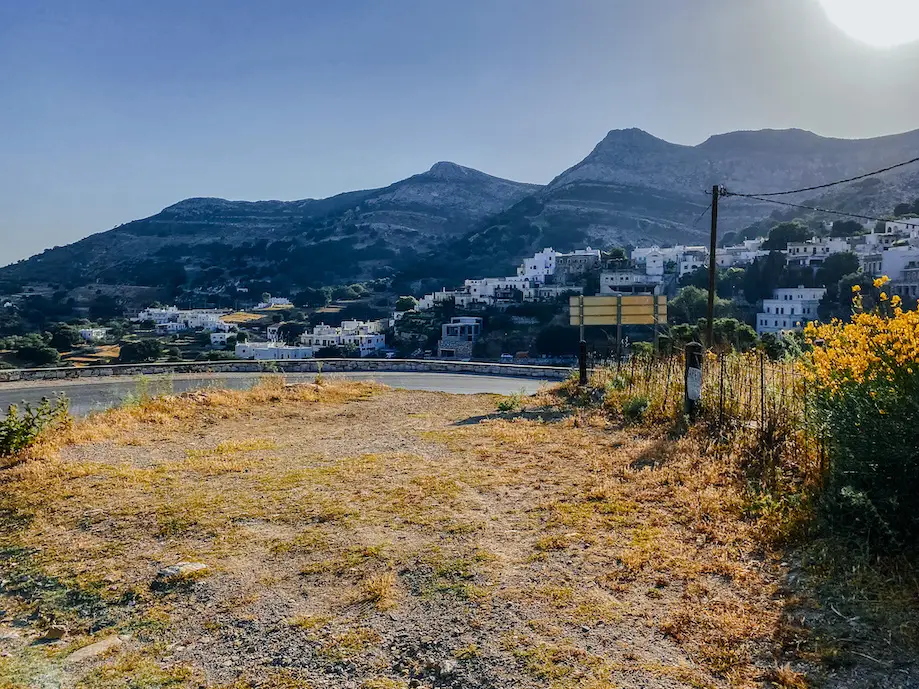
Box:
[0,380,914,688]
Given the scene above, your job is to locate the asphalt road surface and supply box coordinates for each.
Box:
[0,372,556,417]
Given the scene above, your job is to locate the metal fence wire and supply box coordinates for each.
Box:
[591,350,804,425]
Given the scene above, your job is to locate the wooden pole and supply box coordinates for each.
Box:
[578,296,587,386]
[705,185,720,349]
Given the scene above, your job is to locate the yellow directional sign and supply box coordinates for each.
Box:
[569,295,667,327]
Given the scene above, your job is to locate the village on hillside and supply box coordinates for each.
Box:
[1,212,918,368]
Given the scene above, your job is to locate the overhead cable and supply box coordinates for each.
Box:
[724,155,919,198]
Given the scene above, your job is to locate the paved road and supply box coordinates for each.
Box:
[0,372,555,417]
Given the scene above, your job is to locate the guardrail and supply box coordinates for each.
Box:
[0,359,573,384]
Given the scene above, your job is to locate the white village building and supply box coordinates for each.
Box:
[135,306,233,333]
[235,343,314,360]
[79,328,108,342]
[716,239,770,268]
[135,306,180,324]
[756,287,826,335]
[785,237,851,267]
[299,320,387,357]
[256,297,293,309]
[210,332,232,347]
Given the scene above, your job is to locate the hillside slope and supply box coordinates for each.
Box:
[0,163,539,291]
[425,127,919,281]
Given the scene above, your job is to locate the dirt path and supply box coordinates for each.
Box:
[0,380,911,688]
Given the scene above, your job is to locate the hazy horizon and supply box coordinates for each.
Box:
[3,0,919,266]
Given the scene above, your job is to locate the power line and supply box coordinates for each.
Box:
[691,200,713,227]
[721,191,919,227]
[724,155,919,198]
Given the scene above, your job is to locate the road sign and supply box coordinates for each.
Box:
[568,295,667,327]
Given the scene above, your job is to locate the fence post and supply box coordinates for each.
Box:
[684,342,704,421]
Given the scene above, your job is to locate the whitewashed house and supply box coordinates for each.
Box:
[235,343,314,360]
[517,248,559,284]
[756,287,826,335]
[135,306,180,324]
[417,289,458,311]
[79,328,108,342]
[600,270,663,295]
[256,297,293,309]
[785,237,851,267]
[717,239,769,268]
[299,320,386,357]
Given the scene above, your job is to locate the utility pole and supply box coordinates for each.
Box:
[705,185,720,349]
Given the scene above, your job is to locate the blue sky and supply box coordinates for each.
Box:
[2,0,918,265]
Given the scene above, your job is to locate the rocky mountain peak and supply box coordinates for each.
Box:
[162,197,232,212]
[426,161,477,181]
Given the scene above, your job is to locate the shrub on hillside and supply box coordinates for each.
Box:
[118,339,164,364]
[803,278,919,547]
[0,396,70,458]
[15,344,60,367]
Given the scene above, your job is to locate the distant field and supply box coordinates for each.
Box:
[220,311,266,324]
[0,380,910,688]
[61,344,121,366]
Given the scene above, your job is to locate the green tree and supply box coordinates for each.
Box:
[829,220,865,237]
[395,296,418,312]
[759,333,786,360]
[89,295,122,321]
[894,202,913,217]
[761,222,810,250]
[15,345,60,367]
[331,285,361,301]
[293,288,330,308]
[711,318,757,352]
[48,325,82,352]
[669,286,730,324]
[117,340,163,364]
[816,252,860,291]
[277,322,307,345]
[678,266,709,290]
[534,325,580,356]
[719,267,746,299]
[583,269,601,296]
[743,252,787,303]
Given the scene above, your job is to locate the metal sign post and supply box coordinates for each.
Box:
[568,295,668,380]
[684,342,704,420]
[578,296,587,386]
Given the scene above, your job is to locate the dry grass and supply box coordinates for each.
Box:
[0,378,910,688]
[220,312,265,324]
[62,344,121,366]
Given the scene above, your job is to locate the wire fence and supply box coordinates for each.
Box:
[589,350,804,425]
[591,350,822,486]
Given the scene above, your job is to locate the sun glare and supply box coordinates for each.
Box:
[817,0,919,48]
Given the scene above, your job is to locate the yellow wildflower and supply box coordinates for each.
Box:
[874,276,890,288]
[852,284,861,293]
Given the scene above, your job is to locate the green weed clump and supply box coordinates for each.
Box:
[496,391,523,413]
[622,396,649,423]
[0,395,70,458]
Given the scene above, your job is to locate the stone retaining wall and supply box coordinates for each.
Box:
[0,359,572,383]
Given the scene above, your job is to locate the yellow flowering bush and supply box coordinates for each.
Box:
[802,277,919,545]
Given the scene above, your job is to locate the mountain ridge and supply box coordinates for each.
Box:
[2,127,917,296]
